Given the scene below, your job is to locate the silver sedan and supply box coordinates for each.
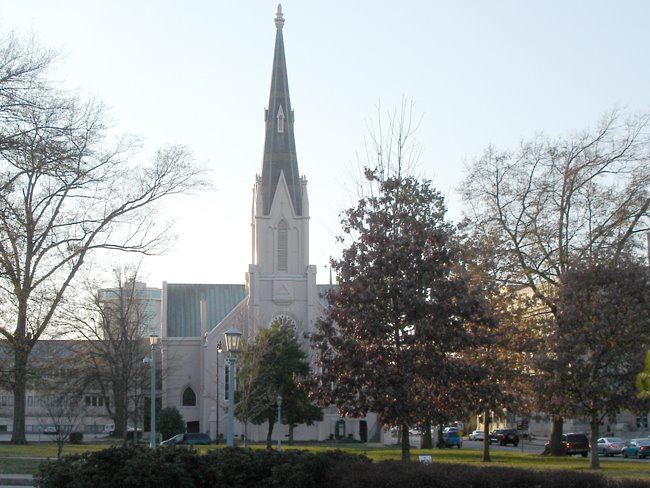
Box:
[597,437,625,456]
[469,430,485,441]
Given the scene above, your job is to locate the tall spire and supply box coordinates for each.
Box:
[260,4,302,216]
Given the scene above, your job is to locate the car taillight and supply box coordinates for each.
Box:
[565,442,570,448]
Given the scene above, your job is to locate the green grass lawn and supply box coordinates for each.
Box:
[0,441,114,475]
[2,442,650,480]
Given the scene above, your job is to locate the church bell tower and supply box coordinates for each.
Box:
[247,5,317,338]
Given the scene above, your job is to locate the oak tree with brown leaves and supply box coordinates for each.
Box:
[543,259,650,469]
[312,172,492,461]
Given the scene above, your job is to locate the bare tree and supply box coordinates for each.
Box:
[461,109,650,454]
[0,35,208,443]
[60,265,154,443]
[43,392,85,458]
[26,340,89,457]
[0,32,55,134]
[349,98,423,201]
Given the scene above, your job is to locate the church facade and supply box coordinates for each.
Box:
[159,6,382,444]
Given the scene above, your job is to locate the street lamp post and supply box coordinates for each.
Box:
[149,334,159,449]
[224,328,242,447]
[277,394,282,450]
[216,341,222,444]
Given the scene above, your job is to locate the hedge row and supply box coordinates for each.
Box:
[34,445,649,488]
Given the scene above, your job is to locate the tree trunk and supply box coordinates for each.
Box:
[132,397,139,446]
[549,417,564,456]
[482,408,491,462]
[289,424,294,445]
[590,414,600,469]
[421,422,433,449]
[266,419,274,449]
[11,343,29,444]
[436,423,444,448]
[400,423,410,461]
[112,382,128,441]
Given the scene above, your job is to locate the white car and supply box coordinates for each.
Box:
[597,437,625,456]
[469,429,485,441]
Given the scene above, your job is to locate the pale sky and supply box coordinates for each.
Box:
[2,1,649,288]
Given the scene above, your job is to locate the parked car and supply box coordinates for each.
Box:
[469,430,485,441]
[160,433,212,446]
[622,439,650,459]
[489,428,519,446]
[442,430,463,448]
[545,433,590,457]
[597,437,625,457]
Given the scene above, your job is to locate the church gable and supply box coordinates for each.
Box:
[268,170,298,218]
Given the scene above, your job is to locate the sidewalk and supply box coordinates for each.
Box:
[0,474,34,487]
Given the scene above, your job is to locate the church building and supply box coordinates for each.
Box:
[159,6,382,444]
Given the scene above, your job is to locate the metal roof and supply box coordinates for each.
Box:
[259,5,302,216]
[166,284,246,337]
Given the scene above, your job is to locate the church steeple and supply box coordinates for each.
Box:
[260,4,302,216]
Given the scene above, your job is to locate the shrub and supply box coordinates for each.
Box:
[157,406,185,441]
[35,446,649,488]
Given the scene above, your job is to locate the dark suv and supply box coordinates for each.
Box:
[489,428,519,446]
[544,433,590,457]
[561,433,590,457]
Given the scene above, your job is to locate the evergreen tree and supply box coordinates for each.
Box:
[236,322,322,449]
[157,407,185,442]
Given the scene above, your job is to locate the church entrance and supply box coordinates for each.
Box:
[359,420,368,442]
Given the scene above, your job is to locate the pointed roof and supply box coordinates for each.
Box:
[260,4,302,216]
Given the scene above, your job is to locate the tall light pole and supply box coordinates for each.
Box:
[216,341,222,444]
[224,328,242,447]
[277,394,282,450]
[149,334,159,449]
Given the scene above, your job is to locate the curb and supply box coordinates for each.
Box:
[0,474,34,487]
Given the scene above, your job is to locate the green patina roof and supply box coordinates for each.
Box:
[317,284,338,308]
[165,284,336,337]
[166,284,246,337]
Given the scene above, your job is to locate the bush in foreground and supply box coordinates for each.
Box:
[34,445,370,488]
[35,446,649,488]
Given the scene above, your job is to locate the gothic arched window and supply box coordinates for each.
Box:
[277,105,285,133]
[182,387,196,406]
[278,220,288,271]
